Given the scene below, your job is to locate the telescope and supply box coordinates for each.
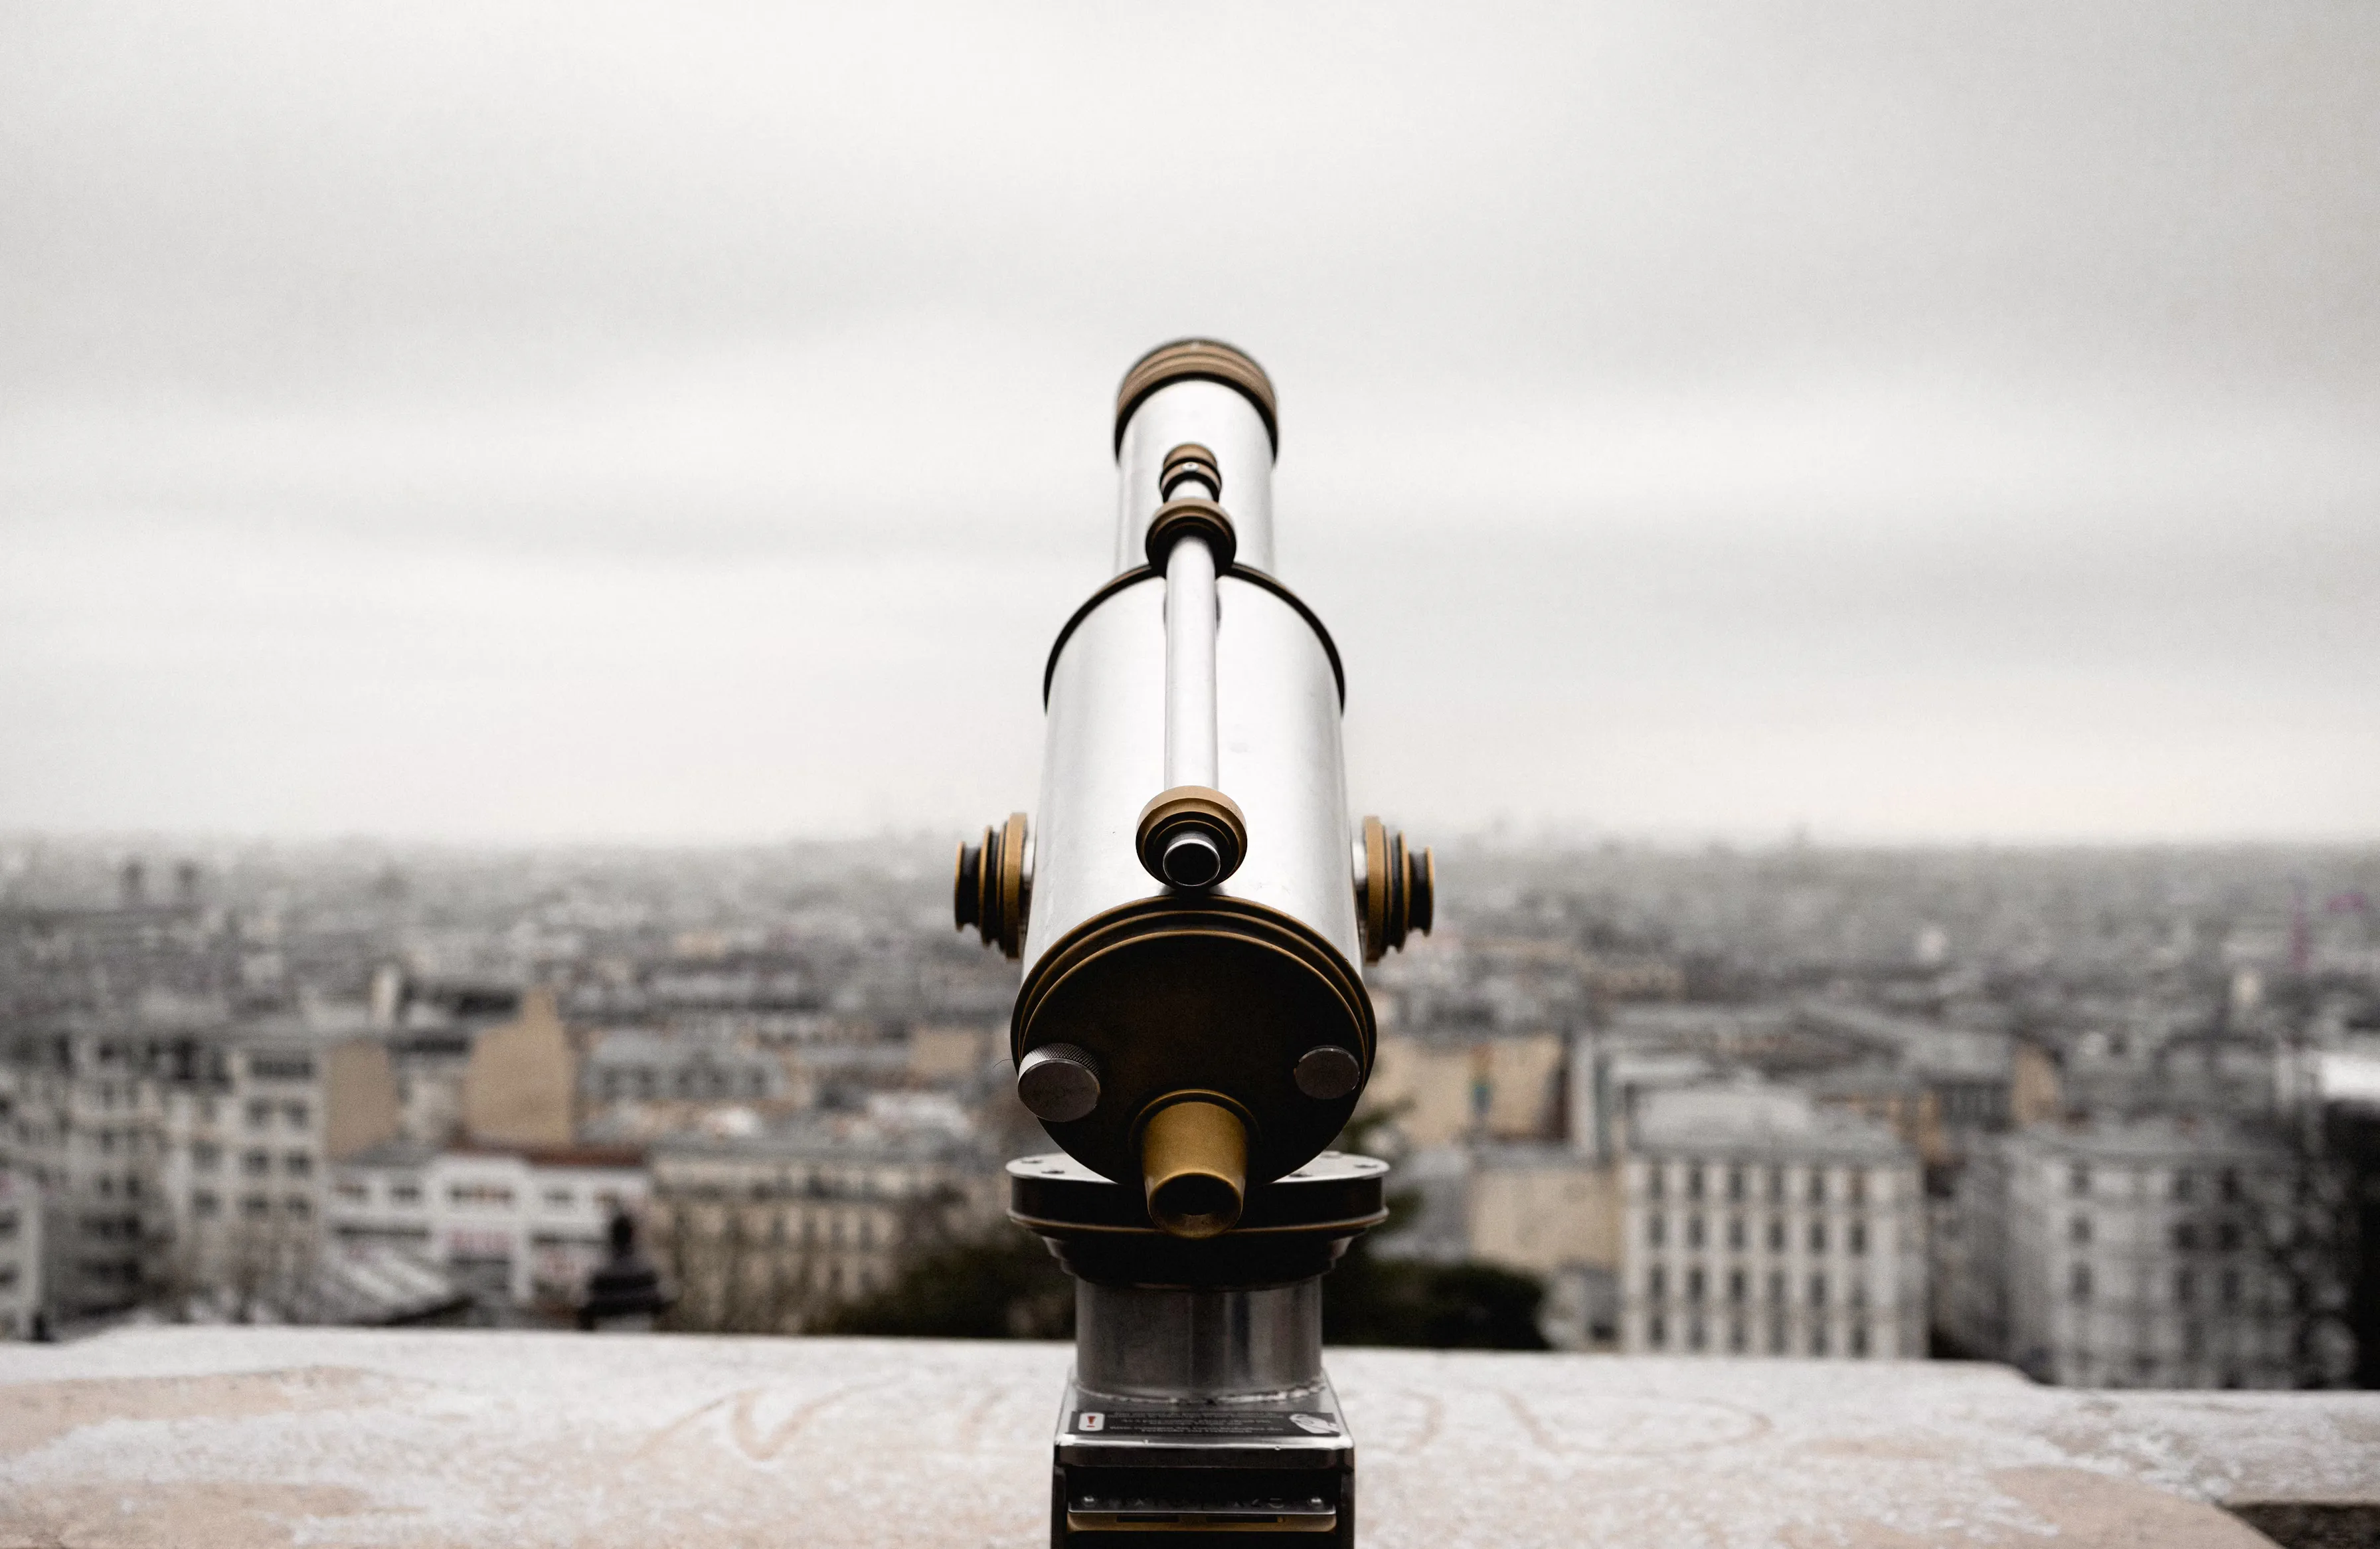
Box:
[956,341,1432,1546]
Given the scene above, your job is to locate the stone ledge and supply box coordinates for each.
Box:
[2,1330,2375,1548]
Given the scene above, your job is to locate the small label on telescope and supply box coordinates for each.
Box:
[1070,1410,1341,1437]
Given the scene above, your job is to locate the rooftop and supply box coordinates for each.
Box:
[3,1329,2374,1548]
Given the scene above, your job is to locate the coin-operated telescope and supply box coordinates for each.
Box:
[956,341,1432,1546]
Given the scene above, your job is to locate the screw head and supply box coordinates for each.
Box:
[1294,1045,1363,1101]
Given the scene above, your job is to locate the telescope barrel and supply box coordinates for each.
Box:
[978,345,1428,1549]
[960,340,1432,1233]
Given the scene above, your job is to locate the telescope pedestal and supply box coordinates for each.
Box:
[1008,1152,1388,1547]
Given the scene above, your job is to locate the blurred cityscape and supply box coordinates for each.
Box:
[0,834,2373,1387]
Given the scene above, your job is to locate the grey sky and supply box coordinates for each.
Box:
[3,3,2375,842]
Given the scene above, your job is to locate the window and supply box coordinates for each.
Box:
[1769,1315,1787,1354]
[2175,1268,2195,1305]
[1767,1270,1786,1307]
[1766,1167,1784,1202]
[391,1184,423,1206]
[1808,1221,1828,1253]
[247,1100,272,1128]
[1809,1272,1828,1308]
[1647,1213,1667,1249]
[1687,1164,1705,1201]
[545,1188,574,1208]
[2173,1222,2198,1251]
[1648,1314,1667,1349]
[2069,1162,2091,1197]
[0,1212,13,1240]
[1727,1269,1746,1304]
[1849,1222,1868,1256]
[1727,1166,1744,1202]
[2070,1263,2093,1302]
[1648,1265,1667,1299]
[1848,1171,1867,1206]
[1729,1319,1746,1352]
[282,1101,309,1127]
[243,1150,270,1176]
[1687,1317,1706,1352]
[1850,1324,1870,1357]
[286,1196,311,1220]
[2220,1268,2241,1307]
[1685,1267,1705,1303]
[193,1142,219,1170]
[335,1182,367,1203]
[2069,1215,2092,1247]
[1727,1217,1745,1251]
[1811,1322,1830,1356]
[242,1195,270,1220]
[2219,1168,2241,1203]
[1686,1215,1705,1249]
[284,1153,312,1177]
[193,1192,218,1217]
[2215,1222,2241,1251]
[1809,1171,1828,1204]
[2172,1171,2197,1202]
[1767,1218,1785,1252]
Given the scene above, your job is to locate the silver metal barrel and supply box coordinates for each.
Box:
[1074,1279,1324,1400]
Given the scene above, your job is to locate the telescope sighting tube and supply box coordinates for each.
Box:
[956,339,1432,1237]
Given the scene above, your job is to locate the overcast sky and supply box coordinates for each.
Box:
[3,3,2374,845]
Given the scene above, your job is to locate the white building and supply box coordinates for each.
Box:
[0,1166,44,1338]
[1622,1085,1925,1359]
[327,1142,649,1311]
[1943,1119,2326,1388]
[0,1015,398,1321]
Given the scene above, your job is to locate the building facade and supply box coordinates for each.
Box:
[1949,1119,2323,1388]
[1621,1086,1925,1359]
[326,1141,649,1310]
[647,1122,1001,1333]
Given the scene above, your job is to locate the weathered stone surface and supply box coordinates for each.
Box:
[1,1330,2374,1547]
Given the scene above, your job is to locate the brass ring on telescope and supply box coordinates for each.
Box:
[1142,497,1238,571]
[998,810,1029,958]
[1114,339,1279,456]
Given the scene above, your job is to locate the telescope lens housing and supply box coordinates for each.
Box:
[1140,1097,1248,1239]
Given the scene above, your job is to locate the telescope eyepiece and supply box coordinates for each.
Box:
[1136,786,1248,892]
[1159,829,1225,889]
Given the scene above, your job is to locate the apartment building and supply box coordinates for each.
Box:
[1944,1118,2323,1388]
[647,1119,1001,1333]
[0,1014,398,1320]
[326,1141,648,1309]
[1622,1085,1925,1359]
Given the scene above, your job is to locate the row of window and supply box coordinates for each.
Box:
[1645,1312,1884,1356]
[1648,1265,1870,1309]
[2067,1263,2254,1307]
[2066,1162,2247,1202]
[2063,1214,2245,1251]
[332,1180,597,1211]
[1646,1214,1876,1255]
[1646,1162,1882,1206]
[189,1144,313,1177]
[190,1192,313,1220]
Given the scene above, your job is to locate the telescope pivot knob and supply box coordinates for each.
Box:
[1354,816,1434,963]
[1017,1043,1102,1123]
[954,812,1031,958]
